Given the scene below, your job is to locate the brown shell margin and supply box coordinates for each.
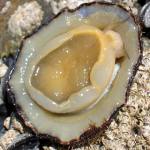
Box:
[3,1,143,149]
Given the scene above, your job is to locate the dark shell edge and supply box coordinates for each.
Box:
[2,1,143,149]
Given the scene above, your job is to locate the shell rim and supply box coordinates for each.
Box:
[3,1,143,149]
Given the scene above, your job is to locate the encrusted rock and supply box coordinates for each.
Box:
[8,1,44,37]
[49,0,114,14]
[117,0,138,15]
[0,1,11,15]
[0,129,19,150]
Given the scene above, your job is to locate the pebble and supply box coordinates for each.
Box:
[140,2,150,28]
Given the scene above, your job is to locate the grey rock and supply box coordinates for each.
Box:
[140,1,150,28]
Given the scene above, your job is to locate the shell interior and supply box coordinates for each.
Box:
[9,3,140,142]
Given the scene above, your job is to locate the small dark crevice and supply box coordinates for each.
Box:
[2,54,16,68]
[138,0,149,6]
[132,126,141,135]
